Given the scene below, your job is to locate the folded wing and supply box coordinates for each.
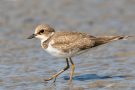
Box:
[51,32,96,53]
[51,32,129,53]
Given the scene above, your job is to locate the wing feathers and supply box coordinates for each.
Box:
[50,32,131,53]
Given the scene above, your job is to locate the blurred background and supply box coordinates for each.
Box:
[0,0,135,90]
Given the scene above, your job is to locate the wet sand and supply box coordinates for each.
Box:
[0,0,135,90]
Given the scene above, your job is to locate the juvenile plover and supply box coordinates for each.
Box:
[28,24,132,82]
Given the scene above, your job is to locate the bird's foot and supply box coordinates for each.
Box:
[44,76,57,83]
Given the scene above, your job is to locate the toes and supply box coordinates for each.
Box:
[44,77,53,81]
[53,78,57,83]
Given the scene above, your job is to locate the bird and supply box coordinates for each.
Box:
[27,24,132,82]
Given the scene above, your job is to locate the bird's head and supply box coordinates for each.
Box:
[27,24,55,42]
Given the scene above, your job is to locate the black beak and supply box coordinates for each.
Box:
[27,34,36,39]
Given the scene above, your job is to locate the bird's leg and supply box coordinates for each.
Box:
[44,58,69,82]
[69,57,75,82]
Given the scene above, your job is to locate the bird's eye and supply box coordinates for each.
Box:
[40,29,44,33]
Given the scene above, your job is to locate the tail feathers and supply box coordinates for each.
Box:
[94,35,134,46]
[121,35,134,40]
[108,35,134,41]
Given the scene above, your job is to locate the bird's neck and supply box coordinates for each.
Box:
[41,32,55,43]
[41,32,55,48]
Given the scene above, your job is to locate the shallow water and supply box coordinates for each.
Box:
[0,0,135,90]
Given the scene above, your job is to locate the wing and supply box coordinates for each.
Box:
[51,32,96,53]
[94,36,126,46]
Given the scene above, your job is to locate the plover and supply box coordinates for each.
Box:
[27,24,132,82]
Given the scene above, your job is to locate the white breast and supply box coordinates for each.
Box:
[42,40,65,58]
[46,43,61,57]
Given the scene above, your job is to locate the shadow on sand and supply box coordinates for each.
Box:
[63,74,127,81]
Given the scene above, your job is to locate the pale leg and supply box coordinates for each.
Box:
[44,58,69,82]
[69,57,75,82]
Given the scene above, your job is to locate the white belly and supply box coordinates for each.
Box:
[42,41,90,58]
[45,46,89,58]
[44,44,80,58]
[45,44,64,57]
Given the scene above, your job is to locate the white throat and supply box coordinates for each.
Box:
[40,32,55,43]
[41,39,47,43]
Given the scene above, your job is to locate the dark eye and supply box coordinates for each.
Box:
[40,29,44,33]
